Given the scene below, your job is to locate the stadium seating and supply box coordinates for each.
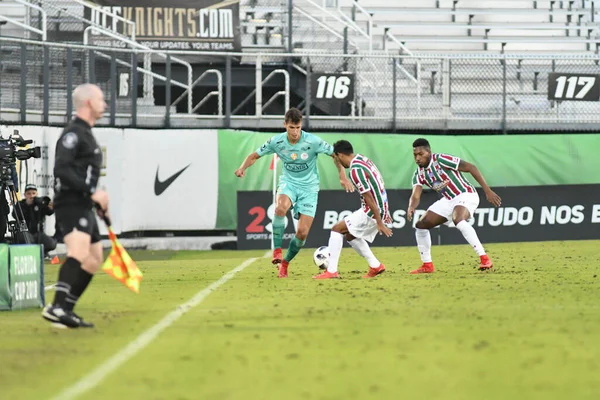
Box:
[333,0,599,53]
[319,0,600,120]
[1,0,600,126]
[241,0,286,50]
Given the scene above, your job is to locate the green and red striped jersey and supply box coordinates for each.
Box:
[349,154,390,221]
[412,153,476,200]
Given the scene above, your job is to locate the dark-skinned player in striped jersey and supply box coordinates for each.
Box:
[408,138,502,274]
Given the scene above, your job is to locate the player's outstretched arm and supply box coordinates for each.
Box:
[332,155,354,192]
[458,160,502,207]
[407,185,422,222]
[235,152,261,178]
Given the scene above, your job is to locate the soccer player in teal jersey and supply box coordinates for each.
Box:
[407,138,502,274]
[235,108,353,278]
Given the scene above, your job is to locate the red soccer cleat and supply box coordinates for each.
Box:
[278,260,289,278]
[312,270,340,279]
[479,255,493,271]
[272,248,282,265]
[410,262,435,274]
[363,264,386,278]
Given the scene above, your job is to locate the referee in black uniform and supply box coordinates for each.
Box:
[42,83,110,329]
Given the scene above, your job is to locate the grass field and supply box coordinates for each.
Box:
[1,240,599,400]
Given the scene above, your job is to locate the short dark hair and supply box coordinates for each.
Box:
[285,107,303,124]
[412,138,430,149]
[333,140,353,155]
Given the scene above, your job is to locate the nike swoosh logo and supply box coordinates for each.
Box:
[154,164,191,196]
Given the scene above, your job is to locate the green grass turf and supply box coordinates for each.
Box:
[1,241,599,400]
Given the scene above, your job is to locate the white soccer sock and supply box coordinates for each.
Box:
[415,229,433,263]
[455,220,486,256]
[348,238,380,268]
[326,231,344,273]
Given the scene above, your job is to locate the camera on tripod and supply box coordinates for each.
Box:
[0,129,42,244]
[0,130,42,183]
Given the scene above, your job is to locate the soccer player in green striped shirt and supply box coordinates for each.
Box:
[313,140,393,279]
[235,108,353,278]
[407,138,502,274]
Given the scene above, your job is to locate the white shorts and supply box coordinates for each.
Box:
[428,192,480,225]
[344,209,379,243]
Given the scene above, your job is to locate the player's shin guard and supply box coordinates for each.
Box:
[64,268,94,312]
[326,231,344,273]
[455,220,486,256]
[415,229,432,263]
[284,235,305,263]
[348,238,380,268]
[272,215,285,249]
[53,257,82,307]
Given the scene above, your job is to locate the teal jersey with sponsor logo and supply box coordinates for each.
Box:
[256,131,333,191]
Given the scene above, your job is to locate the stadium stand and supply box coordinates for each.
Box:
[324,0,600,121]
[336,0,600,53]
[1,0,600,129]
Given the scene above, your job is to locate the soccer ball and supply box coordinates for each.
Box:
[313,246,329,270]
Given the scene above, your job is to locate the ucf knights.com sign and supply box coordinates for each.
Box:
[237,185,600,250]
[85,0,241,51]
[0,244,45,311]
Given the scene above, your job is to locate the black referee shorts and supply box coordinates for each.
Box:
[54,205,101,244]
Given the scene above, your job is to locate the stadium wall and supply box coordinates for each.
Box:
[3,125,600,244]
[218,130,600,230]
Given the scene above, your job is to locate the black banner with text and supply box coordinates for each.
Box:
[85,0,240,51]
[237,185,600,250]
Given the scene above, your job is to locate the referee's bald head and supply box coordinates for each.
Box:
[73,83,106,123]
[73,83,100,109]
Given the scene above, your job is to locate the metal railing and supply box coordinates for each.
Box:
[82,26,194,113]
[294,6,359,51]
[2,38,600,132]
[231,55,290,117]
[347,0,373,51]
[172,69,223,116]
[298,0,373,51]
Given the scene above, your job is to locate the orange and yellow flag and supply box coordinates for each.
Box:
[101,228,143,294]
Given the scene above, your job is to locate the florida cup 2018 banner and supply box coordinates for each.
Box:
[85,0,240,51]
[237,185,600,250]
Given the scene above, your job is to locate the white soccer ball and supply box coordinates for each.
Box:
[313,246,329,270]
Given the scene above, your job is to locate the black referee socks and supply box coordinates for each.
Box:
[64,268,94,312]
[53,257,82,308]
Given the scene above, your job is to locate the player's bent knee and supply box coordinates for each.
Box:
[81,252,103,274]
[453,217,467,226]
[415,220,430,230]
[274,205,289,216]
[295,230,309,241]
[296,233,308,242]
[331,220,347,234]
